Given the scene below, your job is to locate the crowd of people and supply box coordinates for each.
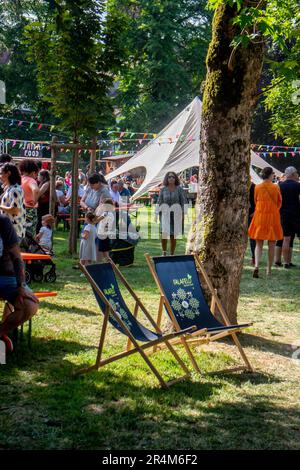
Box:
[248,166,300,277]
[0,151,299,353]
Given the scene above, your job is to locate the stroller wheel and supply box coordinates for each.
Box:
[44,271,57,283]
[25,270,31,284]
[32,272,44,282]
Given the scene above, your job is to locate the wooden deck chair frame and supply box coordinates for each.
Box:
[77,261,197,389]
[145,253,253,374]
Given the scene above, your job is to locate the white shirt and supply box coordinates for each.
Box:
[97,211,115,239]
[38,226,52,250]
[110,190,120,204]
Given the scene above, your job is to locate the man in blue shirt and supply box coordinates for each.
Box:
[279,166,300,268]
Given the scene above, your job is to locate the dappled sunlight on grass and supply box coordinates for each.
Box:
[1,209,300,449]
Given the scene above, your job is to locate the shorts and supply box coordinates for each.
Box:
[0,276,18,304]
[280,215,300,237]
[97,237,110,253]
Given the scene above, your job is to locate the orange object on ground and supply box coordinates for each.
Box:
[21,252,52,261]
[34,292,57,299]
[248,181,283,241]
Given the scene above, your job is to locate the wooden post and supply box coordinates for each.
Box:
[90,136,97,174]
[49,136,58,216]
[69,144,79,254]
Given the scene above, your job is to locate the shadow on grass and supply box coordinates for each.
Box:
[37,300,99,317]
[1,335,296,450]
[241,333,297,358]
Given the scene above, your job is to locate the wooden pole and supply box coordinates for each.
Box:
[90,136,97,174]
[49,136,58,216]
[69,144,79,254]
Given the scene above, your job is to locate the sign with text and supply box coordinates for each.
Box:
[20,143,44,158]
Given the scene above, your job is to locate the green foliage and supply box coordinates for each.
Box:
[108,0,212,132]
[207,1,300,145]
[24,0,122,139]
[0,1,55,140]
[264,80,300,145]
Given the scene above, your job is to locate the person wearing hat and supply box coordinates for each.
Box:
[278,166,300,268]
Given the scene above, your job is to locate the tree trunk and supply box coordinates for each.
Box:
[69,144,79,255]
[187,3,264,323]
[49,136,58,217]
[89,136,97,174]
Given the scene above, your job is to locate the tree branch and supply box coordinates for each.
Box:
[253,77,285,98]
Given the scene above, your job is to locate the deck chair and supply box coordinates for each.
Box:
[78,261,197,388]
[145,254,253,374]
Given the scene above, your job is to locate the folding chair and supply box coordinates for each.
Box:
[145,254,253,374]
[78,261,197,388]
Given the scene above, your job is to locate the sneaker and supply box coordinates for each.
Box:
[289,263,296,268]
[283,264,290,269]
[274,261,282,267]
[1,335,13,352]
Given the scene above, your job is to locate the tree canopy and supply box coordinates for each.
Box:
[108,0,212,132]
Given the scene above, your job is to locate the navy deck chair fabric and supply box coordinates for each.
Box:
[153,255,250,333]
[85,263,161,342]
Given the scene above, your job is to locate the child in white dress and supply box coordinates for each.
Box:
[36,214,55,252]
[79,212,97,266]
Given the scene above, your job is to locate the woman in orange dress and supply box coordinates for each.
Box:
[248,167,283,278]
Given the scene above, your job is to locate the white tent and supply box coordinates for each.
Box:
[107,97,282,198]
[250,150,282,178]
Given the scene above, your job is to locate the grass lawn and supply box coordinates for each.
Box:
[1,207,300,450]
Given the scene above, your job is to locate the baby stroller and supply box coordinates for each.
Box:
[110,229,140,267]
[21,231,57,284]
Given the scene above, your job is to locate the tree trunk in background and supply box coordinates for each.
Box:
[49,136,58,217]
[187,3,264,323]
[90,136,97,174]
[69,145,79,255]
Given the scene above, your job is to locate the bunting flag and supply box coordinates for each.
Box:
[253,144,300,152]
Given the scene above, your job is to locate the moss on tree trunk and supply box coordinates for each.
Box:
[187,2,264,323]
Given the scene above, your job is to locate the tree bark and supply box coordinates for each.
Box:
[69,144,79,255]
[49,136,58,217]
[89,136,97,174]
[187,2,264,323]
